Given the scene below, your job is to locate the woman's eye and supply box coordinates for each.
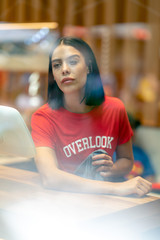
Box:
[53,63,61,69]
[69,60,78,65]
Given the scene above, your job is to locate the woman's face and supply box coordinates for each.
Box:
[51,44,89,94]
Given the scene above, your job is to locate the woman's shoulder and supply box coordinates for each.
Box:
[33,103,54,115]
[32,104,64,124]
[104,96,125,109]
[32,104,57,121]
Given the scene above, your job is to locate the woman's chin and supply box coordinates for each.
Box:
[61,86,81,95]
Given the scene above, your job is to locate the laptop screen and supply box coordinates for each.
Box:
[0,105,36,158]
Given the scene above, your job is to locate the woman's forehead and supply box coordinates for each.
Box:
[52,44,83,60]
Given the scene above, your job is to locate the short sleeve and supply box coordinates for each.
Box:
[117,102,133,145]
[31,112,56,149]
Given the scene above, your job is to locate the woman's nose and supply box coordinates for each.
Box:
[62,62,70,75]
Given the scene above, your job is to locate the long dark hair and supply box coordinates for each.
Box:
[48,36,105,109]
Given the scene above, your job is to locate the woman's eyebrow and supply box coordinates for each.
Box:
[52,54,80,63]
[67,54,80,60]
[52,58,61,63]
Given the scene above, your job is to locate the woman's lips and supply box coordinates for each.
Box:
[61,78,75,84]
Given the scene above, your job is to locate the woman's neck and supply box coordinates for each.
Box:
[63,94,93,113]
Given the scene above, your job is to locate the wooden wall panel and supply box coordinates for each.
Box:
[83,0,96,27]
[17,0,26,22]
[28,0,42,22]
[100,0,116,76]
[64,0,76,25]
[120,0,141,113]
[47,0,58,22]
[0,0,160,126]
[142,0,160,126]
[0,0,12,22]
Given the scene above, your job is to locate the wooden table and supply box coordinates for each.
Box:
[0,165,160,240]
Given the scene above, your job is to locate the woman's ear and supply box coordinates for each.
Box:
[87,60,92,74]
[87,63,92,74]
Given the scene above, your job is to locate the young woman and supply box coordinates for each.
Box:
[31,37,152,197]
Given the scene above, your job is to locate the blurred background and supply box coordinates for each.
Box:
[0,0,160,180]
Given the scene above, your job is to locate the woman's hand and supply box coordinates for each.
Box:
[92,154,113,177]
[117,176,152,197]
[91,140,134,179]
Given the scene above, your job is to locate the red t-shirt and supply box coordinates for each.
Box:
[31,96,133,173]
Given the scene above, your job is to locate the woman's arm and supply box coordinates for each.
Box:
[35,146,114,194]
[35,146,151,197]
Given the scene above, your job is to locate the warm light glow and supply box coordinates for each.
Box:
[0,22,58,30]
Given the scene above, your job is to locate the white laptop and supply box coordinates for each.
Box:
[0,105,36,158]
